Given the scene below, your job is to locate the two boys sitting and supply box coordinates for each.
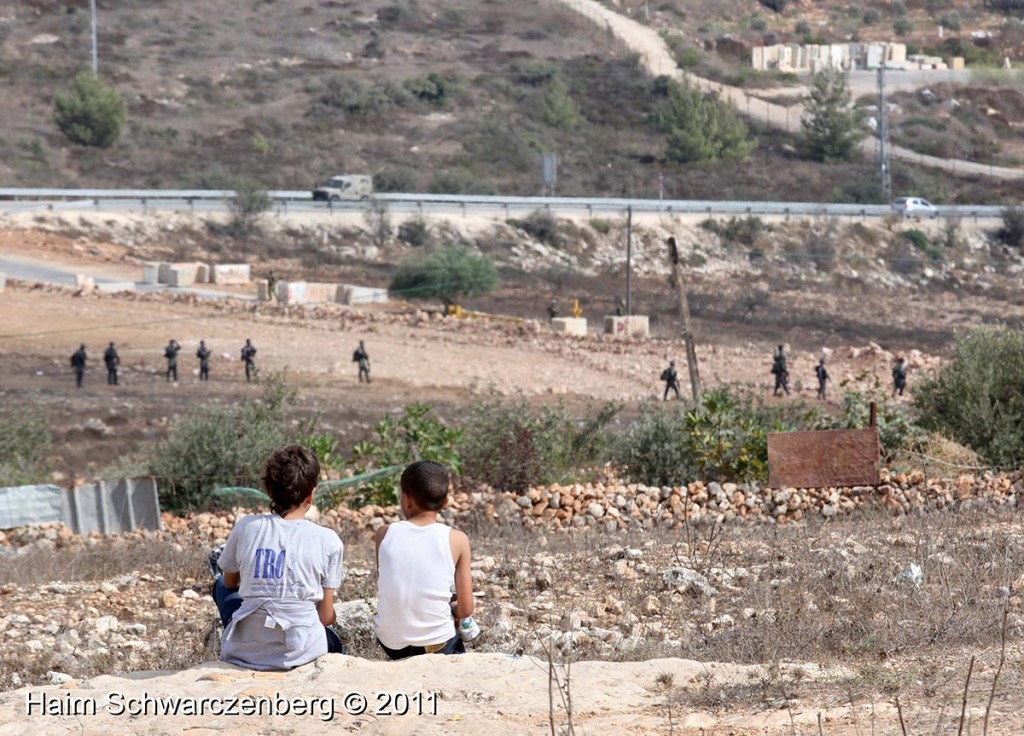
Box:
[211,448,475,670]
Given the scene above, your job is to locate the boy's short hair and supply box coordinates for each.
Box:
[400,460,450,511]
[262,445,320,515]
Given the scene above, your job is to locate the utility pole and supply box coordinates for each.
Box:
[877,65,891,202]
[625,206,632,315]
[90,0,98,74]
[667,237,702,404]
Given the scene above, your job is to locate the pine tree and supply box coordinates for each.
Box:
[652,80,754,164]
[800,67,865,162]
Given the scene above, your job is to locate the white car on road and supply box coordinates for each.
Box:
[892,196,938,218]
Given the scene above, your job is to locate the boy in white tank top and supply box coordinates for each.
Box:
[373,461,475,658]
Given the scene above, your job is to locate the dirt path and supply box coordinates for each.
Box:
[554,0,1023,180]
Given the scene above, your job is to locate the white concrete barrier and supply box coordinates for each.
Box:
[168,265,196,288]
[157,262,172,284]
[256,279,271,301]
[96,281,137,293]
[551,317,587,336]
[0,271,6,292]
[338,284,389,304]
[212,264,251,285]
[196,263,211,284]
[142,262,160,285]
[277,281,308,305]
[604,315,650,339]
[306,282,339,303]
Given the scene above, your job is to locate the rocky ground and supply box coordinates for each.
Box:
[3,210,1024,733]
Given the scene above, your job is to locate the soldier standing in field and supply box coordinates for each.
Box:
[892,356,909,397]
[197,340,211,381]
[815,356,829,401]
[241,338,258,382]
[353,340,371,383]
[660,360,681,401]
[70,343,87,389]
[164,339,181,382]
[103,342,120,386]
[771,344,790,397]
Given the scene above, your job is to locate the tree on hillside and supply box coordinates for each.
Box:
[389,245,499,309]
[53,71,126,148]
[651,80,754,164]
[800,67,865,163]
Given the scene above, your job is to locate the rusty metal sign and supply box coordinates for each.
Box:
[767,427,880,488]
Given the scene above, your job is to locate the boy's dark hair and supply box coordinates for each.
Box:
[400,460,450,511]
[262,444,320,515]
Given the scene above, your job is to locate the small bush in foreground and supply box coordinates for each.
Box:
[0,404,51,487]
[916,327,1024,467]
[460,395,620,492]
[346,402,462,506]
[150,374,293,511]
[389,244,499,308]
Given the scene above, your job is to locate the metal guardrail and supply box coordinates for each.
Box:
[0,188,1006,220]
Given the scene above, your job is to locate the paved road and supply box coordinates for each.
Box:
[555,0,1023,180]
[0,255,248,300]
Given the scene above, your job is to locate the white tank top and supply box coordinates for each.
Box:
[374,521,456,649]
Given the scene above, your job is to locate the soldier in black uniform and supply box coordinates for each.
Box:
[660,360,681,401]
[892,356,908,397]
[241,338,258,382]
[164,339,181,382]
[70,344,87,389]
[103,342,120,386]
[353,340,371,383]
[771,344,790,397]
[197,340,211,381]
[815,356,829,401]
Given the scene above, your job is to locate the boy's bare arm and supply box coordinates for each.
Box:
[223,571,241,590]
[317,589,337,626]
[372,524,389,577]
[451,530,474,619]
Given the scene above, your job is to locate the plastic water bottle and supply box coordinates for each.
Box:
[458,616,481,643]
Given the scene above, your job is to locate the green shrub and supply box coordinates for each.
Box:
[894,17,914,36]
[706,216,767,246]
[404,72,451,106]
[461,395,620,491]
[374,167,418,193]
[862,8,882,25]
[996,206,1024,248]
[675,46,702,69]
[53,71,126,148]
[227,180,272,238]
[794,19,811,35]
[150,374,294,512]
[389,244,499,308]
[542,78,581,129]
[916,328,1024,467]
[614,388,793,486]
[0,405,51,487]
[590,218,613,235]
[428,168,494,195]
[750,15,767,32]
[800,67,865,162]
[398,216,432,247]
[899,228,929,251]
[346,403,462,506]
[508,209,562,247]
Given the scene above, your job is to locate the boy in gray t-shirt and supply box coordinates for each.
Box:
[211,445,345,670]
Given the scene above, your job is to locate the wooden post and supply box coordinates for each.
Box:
[667,237,702,404]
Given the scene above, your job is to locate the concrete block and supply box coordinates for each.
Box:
[157,262,172,284]
[604,315,650,339]
[167,265,196,288]
[551,317,587,336]
[96,281,137,294]
[196,263,211,284]
[212,264,251,285]
[142,263,160,285]
[278,281,308,305]
[337,284,389,305]
[306,282,339,303]
[75,274,95,290]
[256,279,271,301]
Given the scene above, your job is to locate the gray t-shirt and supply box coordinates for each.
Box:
[218,515,344,670]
